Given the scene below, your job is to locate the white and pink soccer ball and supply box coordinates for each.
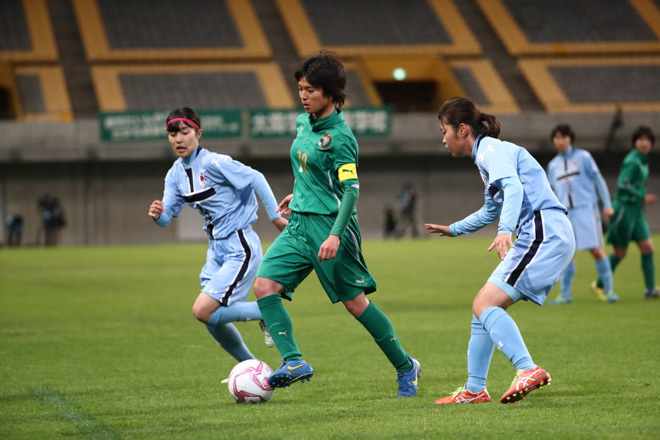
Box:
[227,359,275,404]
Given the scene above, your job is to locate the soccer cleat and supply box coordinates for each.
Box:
[547,295,572,305]
[644,287,659,299]
[590,281,608,302]
[268,360,313,388]
[435,387,491,405]
[259,320,274,347]
[500,366,551,404]
[606,290,619,303]
[396,356,421,397]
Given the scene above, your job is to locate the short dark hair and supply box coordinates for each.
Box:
[166,107,201,133]
[295,51,347,107]
[551,124,575,143]
[631,125,655,148]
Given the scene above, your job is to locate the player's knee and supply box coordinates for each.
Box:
[192,302,212,323]
[253,277,281,299]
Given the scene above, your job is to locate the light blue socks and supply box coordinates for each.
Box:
[204,302,262,362]
[465,315,495,392]
[595,257,614,293]
[560,260,576,300]
[479,306,535,371]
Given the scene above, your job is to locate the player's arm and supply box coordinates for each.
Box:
[448,187,502,236]
[249,170,287,232]
[318,164,358,262]
[150,170,184,227]
[586,153,613,211]
[487,177,522,260]
[616,160,646,202]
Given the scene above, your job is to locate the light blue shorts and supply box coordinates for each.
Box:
[200,226,263,305]
[568,204,604,251]
[489,209,576,306]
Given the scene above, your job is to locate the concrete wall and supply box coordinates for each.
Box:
[2,152,658,247]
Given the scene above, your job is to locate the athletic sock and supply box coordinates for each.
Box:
[598,254,622,288]
[595,257,614,293]
[205,322,254,362]
[207,302,262,325]
[257,294,302,361]
[465,315,495,393]
[356,301,411,373]
[641,253,655,290]
[560,261,576,300]
[479,306,535,371]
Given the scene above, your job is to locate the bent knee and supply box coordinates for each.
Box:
[253,277,282,299]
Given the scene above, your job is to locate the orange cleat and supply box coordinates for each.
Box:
[435,387,491,405]
[500,366,551,404]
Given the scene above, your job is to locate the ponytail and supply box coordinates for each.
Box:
[438,97,501,139]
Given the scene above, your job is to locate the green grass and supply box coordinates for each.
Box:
[1,237,658,439]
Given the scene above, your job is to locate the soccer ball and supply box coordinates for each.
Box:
[227,359,275,403]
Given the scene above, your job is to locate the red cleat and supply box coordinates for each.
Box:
[435,387,491,405]
[500,366,551,404]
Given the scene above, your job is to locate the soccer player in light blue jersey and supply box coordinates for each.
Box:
[546,124,617,304]
[148,107,287,369]
[426,97,575,405]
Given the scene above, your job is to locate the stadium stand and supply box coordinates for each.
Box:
[477,0,660,56]
[519,57,660,113]
[275,0,481,57]
[91,63,294,111]
[72,0,271,61]
[14,66,73,120]
[0,0,58,62]
[448,59,519,114]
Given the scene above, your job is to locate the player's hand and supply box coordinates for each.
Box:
[148,200,164,220]
[425,223,454,237]
[276,194,294,215]
[603,207,615,218]
[488,233,513,261]
[318,234,340,262]
[646,193,657,204]
[272,216,288,232]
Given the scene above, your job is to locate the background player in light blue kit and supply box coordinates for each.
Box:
[546,124,617,304]
[426,97,575,405]
[148,107,287,369]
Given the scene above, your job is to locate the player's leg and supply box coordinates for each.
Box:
[549,259,576,304]
[637,239,657,298]
[589,247,617,302]
[198,229,263,361]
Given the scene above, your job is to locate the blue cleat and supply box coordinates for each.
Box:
[644,287,659,299]
[268,360,314,388]
[547,295,572,305]
[606,290,619,303]
[396,356,421,397]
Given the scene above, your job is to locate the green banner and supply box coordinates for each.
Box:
[99,109,242,141]
[249,107,391,138]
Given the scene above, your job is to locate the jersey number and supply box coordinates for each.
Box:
[297,150,309,174]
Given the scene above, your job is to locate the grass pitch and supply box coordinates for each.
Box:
[1,237,658,439]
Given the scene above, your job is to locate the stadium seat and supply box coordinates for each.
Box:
[519,57,660,112]
[72,0,271,61]
[477,0,660,56]
[91,63,294,111]
[275,0,481,57]
[448,59,519,114]
[0,0,58,62]
[14,66,72,121]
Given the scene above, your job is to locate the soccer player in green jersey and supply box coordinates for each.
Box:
[253,51,421,397]
[595,126,658,299]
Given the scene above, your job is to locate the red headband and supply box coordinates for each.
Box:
[167,118,200,130]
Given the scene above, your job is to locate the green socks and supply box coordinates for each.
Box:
[257,294,302,361]
[641,253,655,290]
[357,301,411,373]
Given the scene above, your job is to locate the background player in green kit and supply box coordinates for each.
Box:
[253,51,421,397]
[595,126,658,299]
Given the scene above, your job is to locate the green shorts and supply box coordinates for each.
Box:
[256,211,377,303]
[606,202,651,248]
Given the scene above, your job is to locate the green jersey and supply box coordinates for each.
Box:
[613,149,649,206]
[289,109,359,215]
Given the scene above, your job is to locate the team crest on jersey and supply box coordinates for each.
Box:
[198,172,208,187]
[319,133,333,150]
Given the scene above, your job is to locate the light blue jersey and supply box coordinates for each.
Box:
[154,146,280,239]
[547,146,611,210]
[449,135,575,304]
[450,135,567,237]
